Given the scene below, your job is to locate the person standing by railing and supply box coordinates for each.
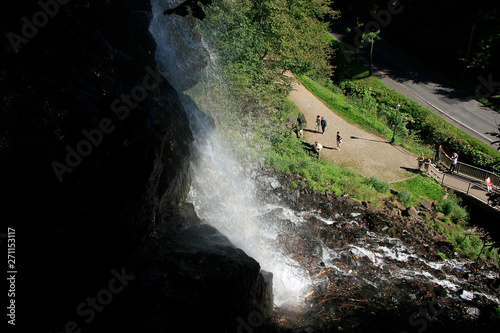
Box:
[434,145,442,167]
[441,148,459,174]
[417,154,425,171]
[450,152,459,173]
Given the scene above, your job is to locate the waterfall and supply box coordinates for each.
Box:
[148,0,312,307]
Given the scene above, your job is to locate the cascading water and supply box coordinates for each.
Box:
[148,0,312,307]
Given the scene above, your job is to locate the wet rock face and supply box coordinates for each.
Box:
[99,203,274,333]
[2,0,193,327]
[2,1,272,332]
[2,1,185,246]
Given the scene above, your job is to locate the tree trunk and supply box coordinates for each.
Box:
[369,42,374,76]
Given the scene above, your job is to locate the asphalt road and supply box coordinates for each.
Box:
[330,22,500,147]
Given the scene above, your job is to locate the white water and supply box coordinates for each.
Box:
[148,0,312,307]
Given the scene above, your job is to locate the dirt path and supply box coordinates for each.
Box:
[288,77,418,183]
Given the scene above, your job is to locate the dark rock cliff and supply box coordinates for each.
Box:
[1,1,271,331]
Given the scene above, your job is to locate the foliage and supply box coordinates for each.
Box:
[200,0,337,90]
[396,188,413,208]
[364,176,390,193]
[434,193,469,224]
[491,306,500,321]
[333,0,500,108]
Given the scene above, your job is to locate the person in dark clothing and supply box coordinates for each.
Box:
[320,117,327,134]
[297,112,306,138]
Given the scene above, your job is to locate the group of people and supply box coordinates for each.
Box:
[315,115,327,135]
[418,150,459,174]
[311,115,342,157]
[435,147,459,174]
[417,154,433,173]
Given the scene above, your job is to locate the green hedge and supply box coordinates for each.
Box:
[339,77,500,173]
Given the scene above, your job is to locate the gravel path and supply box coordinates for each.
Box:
[288,78,419,183]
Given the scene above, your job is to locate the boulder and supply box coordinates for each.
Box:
[394,200,406,211]
[420,198,434,211]
[378,194,390,201]
[435,240,455,251]
[403,206,419,218]
[105,203,274,333]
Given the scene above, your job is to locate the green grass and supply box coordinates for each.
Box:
[391,175,447,206]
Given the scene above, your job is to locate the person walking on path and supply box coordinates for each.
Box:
[336,131,342,151]
[315,115,321,133]
[321,117,327,135]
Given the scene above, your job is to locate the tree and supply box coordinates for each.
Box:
[345,23,380,76]
[247,0,336,77]
[202,0,337,76]
[361,30,380,76]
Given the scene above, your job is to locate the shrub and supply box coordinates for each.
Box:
[397,188,413,208]
[435,194,469,223]
[365,176,390,193]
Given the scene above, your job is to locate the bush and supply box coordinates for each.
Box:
[435,194,469,223]
[364,176,390,193]
[397,188,414,208]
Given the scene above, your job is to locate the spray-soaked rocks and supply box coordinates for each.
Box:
[254,169,500,333]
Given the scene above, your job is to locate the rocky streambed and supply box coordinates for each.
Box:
[251,170,500,332]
